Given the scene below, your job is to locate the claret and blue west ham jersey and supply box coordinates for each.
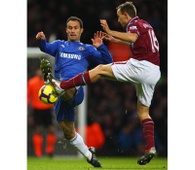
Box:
[37,39,112,122]
[126,16,160,66]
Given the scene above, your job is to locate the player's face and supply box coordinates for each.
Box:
[117,9,128,28]
[66,20,83,42]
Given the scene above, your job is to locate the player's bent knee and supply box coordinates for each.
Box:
[96,64,110,73]
[96,64,114,77]
[63,128,75,140]
[95,64,104,71]
[60,121,75,140]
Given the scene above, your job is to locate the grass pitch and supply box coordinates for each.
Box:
[27,156,167,170]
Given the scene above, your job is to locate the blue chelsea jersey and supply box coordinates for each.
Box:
[38,39,112,80]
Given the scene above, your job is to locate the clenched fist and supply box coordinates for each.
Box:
[36,31,46,40]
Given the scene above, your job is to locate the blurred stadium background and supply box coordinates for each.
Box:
[27,0,167,158]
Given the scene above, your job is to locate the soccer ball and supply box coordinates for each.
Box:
[38,85,58,104]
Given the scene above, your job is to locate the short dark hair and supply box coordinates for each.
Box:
[66,16,83,28]
[116,1,137,17]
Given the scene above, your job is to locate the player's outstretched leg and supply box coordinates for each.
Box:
[137,147,157,165]
[87,147,101,167]
[47,73,65,96]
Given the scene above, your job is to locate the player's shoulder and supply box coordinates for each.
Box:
[54,39,66,44]
[80,42,92,47]
[129,17,153,33]
[49,39,65,46]
[80,42,95,51]
[135,17,153,29]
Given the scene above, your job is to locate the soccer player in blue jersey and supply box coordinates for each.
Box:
[36,16,112,167]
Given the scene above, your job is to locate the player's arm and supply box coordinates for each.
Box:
[100,19,138,43]
[89,44,113,64]
[36,31,58,56]
[103,33,131,46]
[96,44,113,64]
[107,31,138,43]
[91,31,113,64]
[36,31,45,40]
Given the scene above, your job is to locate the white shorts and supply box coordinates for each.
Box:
[111,58,161,107]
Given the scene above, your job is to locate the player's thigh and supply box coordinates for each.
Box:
[134,62,160,107]
[91,63,115,78]
[135,83,155,107]
[62,87,77,101]
[111,61,138,83]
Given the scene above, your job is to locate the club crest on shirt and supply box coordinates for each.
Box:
[78,46,85,51]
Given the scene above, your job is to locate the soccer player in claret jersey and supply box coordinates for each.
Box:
[36,16,113,167]
[48,2,161,165]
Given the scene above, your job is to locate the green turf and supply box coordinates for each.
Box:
[27,156,167,170]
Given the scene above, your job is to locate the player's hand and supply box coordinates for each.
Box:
[100,19,110,33]
[91,31,105,48]
[36,31,45,40]
[103,33,117,42]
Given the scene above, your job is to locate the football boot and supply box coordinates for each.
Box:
[137,147,157,165]
[87,147,101,167]
[39,58,52,84]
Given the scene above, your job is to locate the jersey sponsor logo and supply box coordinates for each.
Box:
[59,52,81,60]
[129,26,137,30]
[78,46,85,51]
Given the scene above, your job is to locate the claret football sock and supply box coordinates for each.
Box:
[141,118,155,151]
[60,72,91,90]
[137,119,157,165]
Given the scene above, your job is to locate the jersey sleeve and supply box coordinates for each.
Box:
[127,20,148,37]
[88,44,113,65]
[127,24,140,36]
[97,44,113,64]
[37,39,60,57]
